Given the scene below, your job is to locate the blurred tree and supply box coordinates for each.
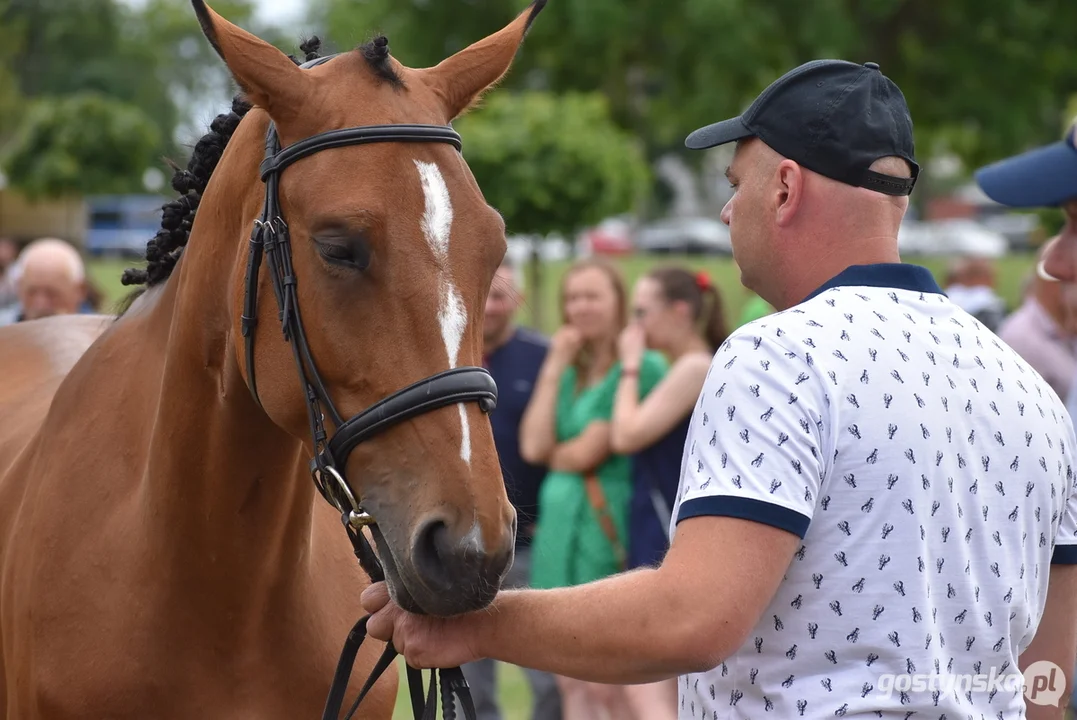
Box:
[3,93,160,199]
[453,91,650,326]
[314,0,1077,179]
[0,0,25,146]
[1,0,176,156]
[0,0,305,194]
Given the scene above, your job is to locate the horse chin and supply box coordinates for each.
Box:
[369,524,498,617]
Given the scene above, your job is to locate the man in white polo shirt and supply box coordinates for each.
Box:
[362,60,1077,719]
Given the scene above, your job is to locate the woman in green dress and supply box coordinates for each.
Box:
[520,257,666,720]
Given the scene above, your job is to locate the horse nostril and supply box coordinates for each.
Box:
[410,516,514,604]
[412,518,455,590]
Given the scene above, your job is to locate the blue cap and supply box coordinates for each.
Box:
[685,59,919,197]
[974,121,1077,208]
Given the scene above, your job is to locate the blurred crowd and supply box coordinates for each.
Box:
[2,118,1077,720]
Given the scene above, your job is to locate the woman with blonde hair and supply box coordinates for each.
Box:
[521,257,667,719]
[610,265,729,720]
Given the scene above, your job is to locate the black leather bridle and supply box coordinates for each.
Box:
[241,54,493,720]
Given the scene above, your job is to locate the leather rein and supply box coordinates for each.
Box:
[241,53,490,720]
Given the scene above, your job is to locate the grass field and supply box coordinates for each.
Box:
[85,249,1041,718]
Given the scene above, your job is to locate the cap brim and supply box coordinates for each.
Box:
[974,140,1077,208]
[685,116,754,150]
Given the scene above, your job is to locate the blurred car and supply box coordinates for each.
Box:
[578,216,634,256]
[897,218,1007,258]
[634,216,732,255]
[85,194,167,257]
[506,234,572,266]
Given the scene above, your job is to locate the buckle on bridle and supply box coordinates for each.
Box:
[313,464,374,529]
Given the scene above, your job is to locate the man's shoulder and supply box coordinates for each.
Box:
[490,327,548,377]
[510,326,550,351]
[713,308,824,361]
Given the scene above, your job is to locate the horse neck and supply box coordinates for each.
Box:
[137,111,317,577]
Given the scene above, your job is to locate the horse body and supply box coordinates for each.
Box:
[0,157,395,718]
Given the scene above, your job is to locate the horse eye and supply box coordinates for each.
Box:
[320,244,351,261]
[316,237,371,271]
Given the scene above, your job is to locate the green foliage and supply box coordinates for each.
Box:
[454,91,650,238]
[2,0,177,155]
[3,93,160,199]
[315,0,1077,173]
[0,0,24,144]
[0,0,267,169]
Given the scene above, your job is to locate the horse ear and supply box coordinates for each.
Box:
[422,0,548,120]
[191,0,306,121]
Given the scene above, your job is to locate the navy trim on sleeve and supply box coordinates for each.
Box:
[676,496,812,538]
[1051,544,1077,565]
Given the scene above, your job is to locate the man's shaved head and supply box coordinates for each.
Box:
[721,139,911,310]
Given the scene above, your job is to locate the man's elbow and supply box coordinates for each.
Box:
[669,611,750,675]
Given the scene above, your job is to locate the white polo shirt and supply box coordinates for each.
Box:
[670,264,1077,719]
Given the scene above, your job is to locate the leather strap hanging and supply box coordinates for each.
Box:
[583,473,626,570]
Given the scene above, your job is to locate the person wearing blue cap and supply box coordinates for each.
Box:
[361,60,1077,720]
[977,119,1077,210]
[976,121,1077,408]
[977,117,1077,716]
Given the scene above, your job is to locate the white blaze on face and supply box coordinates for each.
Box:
[415,159,471,465]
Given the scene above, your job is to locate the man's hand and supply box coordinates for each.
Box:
[362,582,484,669]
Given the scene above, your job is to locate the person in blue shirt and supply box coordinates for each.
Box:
[458,258,562,720]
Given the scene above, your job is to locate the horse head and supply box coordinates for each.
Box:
[186,0,545,616]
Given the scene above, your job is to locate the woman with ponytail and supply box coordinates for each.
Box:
[610,265,729,719]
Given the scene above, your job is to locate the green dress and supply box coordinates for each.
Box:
[530,350,667,589]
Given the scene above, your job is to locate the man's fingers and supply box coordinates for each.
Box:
[360,582,391,613]
[366,605,398,642]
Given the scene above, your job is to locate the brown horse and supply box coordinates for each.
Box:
[0,1,546,717]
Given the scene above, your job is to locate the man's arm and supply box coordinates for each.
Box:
[364,514,800,684]
[1020,562,1077,720]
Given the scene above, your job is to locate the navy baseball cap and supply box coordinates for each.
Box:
[685,59,919,197]
[974,119,1077,208]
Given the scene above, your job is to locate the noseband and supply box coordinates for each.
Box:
[242,54,489,720]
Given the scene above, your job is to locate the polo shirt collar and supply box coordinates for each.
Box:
[802,263,945,303]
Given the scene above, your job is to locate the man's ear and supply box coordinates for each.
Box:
[774,160,804,227]
[191,0,307,123]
